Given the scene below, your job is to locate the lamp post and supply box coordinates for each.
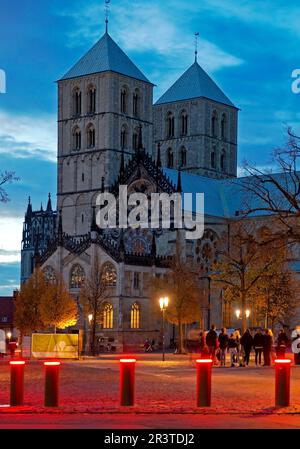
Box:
[235,309,250,332]
[88,314,93,355]
[159,297,169,362]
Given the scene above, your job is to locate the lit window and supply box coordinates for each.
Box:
[43,266,56,284]
[102,263,117,287]
[102,303,113,329]
[70,264,85,289]
[131,302,140,329]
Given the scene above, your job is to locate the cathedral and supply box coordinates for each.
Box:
[21,24,295,351]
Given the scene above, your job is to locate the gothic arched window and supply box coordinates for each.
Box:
[132,128,139,150]
[221,113,226,140]
[166,112,175,138]
[87,85,96,114]
[43,266,56,284]
[131,302,140,329]
[102,303,114,329]
[70,264,85,289]
[120,87,128,113]
[211,148,216,169]
[87,124,95,148]
[220,149,226,171]
[180,146,187,167]
[102,262,117,287]
[73,87,81,116]
[180,110,188,136]
[167,148,174,168]
[73,127,81,151]
[133,89,140,117]
[211,111,218,137]
[121,125,128,149]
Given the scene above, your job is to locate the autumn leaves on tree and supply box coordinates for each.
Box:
[15,268,77,335]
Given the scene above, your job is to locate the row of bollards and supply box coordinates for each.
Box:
[9,360,61,407]
[7,357,292,408]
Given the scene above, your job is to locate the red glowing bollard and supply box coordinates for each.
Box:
[275,359,291,407]
[44,361,61,407]
[196,359,213,407]
[120,359,136,406]
[10,360,25,406]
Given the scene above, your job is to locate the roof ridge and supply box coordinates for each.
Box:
[60,32,152,84]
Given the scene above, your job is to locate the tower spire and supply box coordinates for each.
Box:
[105,0,110,33]
[194,32,199,63]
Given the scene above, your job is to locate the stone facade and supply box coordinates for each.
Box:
[153,98,237,178]
[57,71,153,236]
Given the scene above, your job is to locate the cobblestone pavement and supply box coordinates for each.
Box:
[0,353,299,428]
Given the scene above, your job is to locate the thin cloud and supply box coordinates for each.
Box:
[0,215,23,253]
[0,110,56,163]
[58,0,243,76]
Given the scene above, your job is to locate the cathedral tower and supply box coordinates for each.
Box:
[153,58,238,179]
[57,30,154,235]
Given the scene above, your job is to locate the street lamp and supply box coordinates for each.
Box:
[159,297,169,362]
[88,314,93,355]
[7,331,12,341]
[235,309,250,320]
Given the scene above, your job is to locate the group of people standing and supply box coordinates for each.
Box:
[200,325,290,367]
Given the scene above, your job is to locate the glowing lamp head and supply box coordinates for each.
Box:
[235,309,241,319]
[120,358,136,363]
[44,361,61,366]
[274,359,291,364]
[9,360,25,366]
[196,359,213,364]
[159,296,169,310]
[88,314,93,323]
[7,332,12,339]
[246,309,250,318]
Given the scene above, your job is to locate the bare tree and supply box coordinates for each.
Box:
[0,171,19,203]
[80,253,109,356]
[240,128,300,244]
[211,223,286,333]
[153,256,203,354]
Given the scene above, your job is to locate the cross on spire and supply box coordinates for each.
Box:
[105,0,111,33]
[194,32,199,62]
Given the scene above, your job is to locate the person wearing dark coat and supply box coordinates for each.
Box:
[263,329,273,366]
[240,329,253,366]
[205,324,218,363]
[276,329,289,358]
[253,329,264,366]
[218,328,229,366]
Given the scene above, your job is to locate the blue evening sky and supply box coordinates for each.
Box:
[0,0,299,295]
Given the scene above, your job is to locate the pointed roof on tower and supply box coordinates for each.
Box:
[46,193,52,213]
[60,31,152,84]
[155,60,236,108]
